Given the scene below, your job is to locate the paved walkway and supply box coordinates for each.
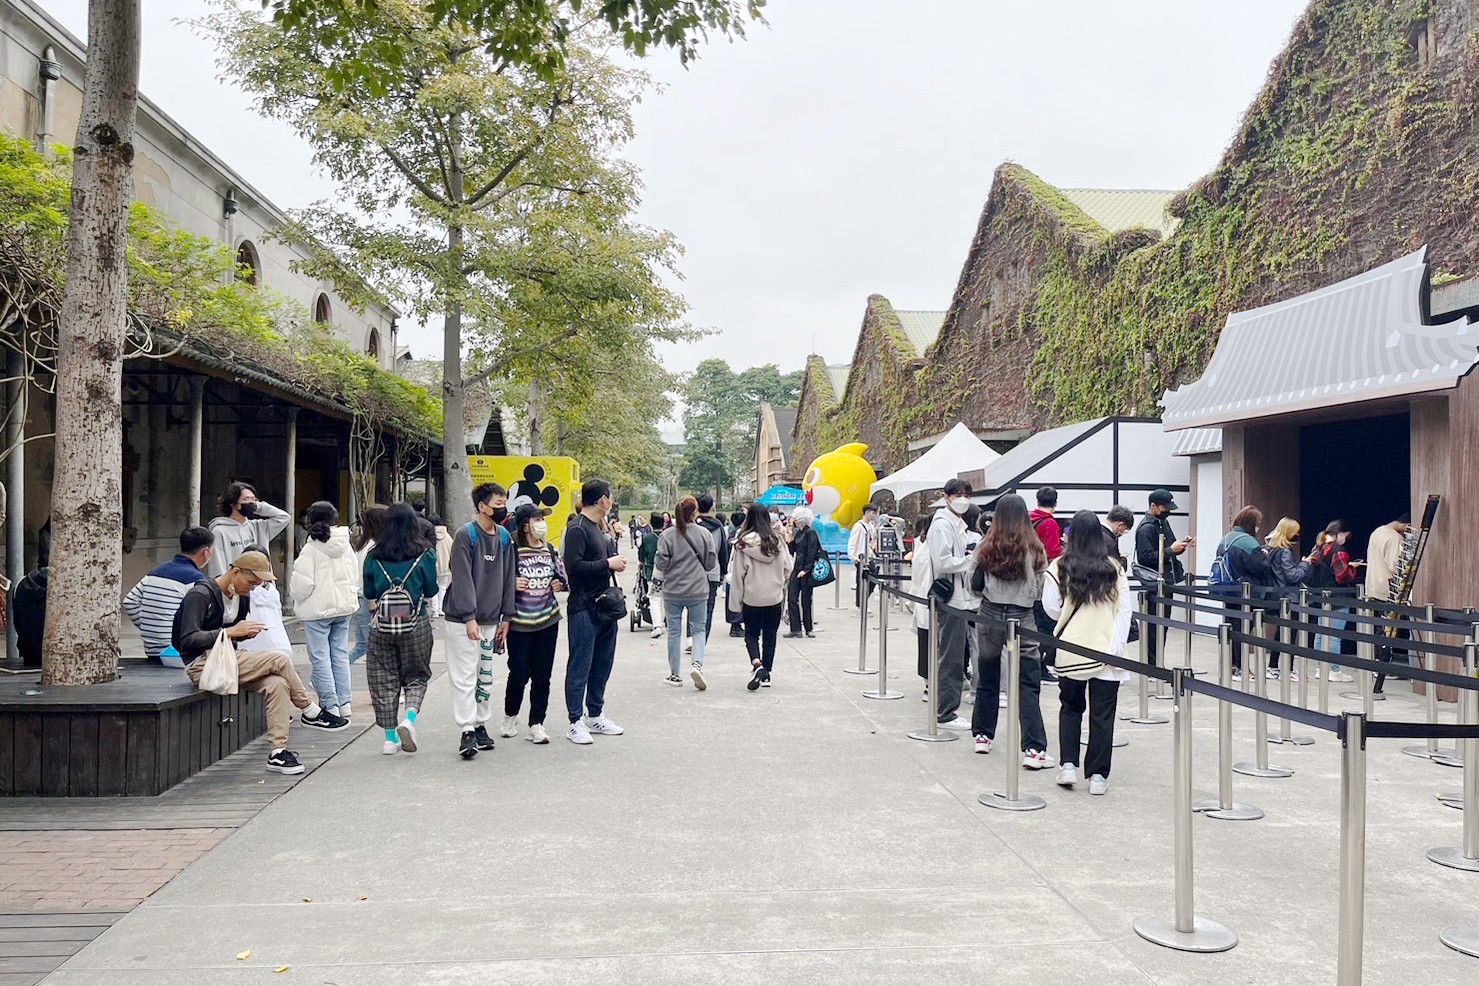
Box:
[38,575,1478,984]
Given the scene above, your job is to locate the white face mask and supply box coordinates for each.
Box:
[532,520,548,540]
[949,497,970,516]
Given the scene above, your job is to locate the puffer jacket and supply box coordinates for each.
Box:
[290,526,361,621]
[728,531,793,611]
[1267,546,1311,596]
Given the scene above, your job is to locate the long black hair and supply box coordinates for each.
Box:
[1060,508,1119,606]
[351,504,388,551]
[218,481,256,517]
[306,501,338,543]
[739,503,781,557]
[372,502,431,563]
[975,494,1046,580]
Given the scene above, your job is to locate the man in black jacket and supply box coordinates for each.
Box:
[562,479,628,745]
[1134,489,1189,666]
[785,508,822,638]
[694,494,730,642]
[173,550,344,775]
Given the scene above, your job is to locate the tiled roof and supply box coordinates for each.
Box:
[1060,189,1180,239]
[826,364,851,398]
[1170,428,1222,456]
[894,310,947,356]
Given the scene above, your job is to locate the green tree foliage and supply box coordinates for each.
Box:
[679,358,801,500]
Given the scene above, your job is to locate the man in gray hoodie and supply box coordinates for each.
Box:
[207,482,291,577]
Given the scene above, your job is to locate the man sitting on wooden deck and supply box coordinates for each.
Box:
[122,527,213,662]
[171,550,347,775]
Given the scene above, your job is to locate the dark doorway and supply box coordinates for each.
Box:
[1298,413,1410,561]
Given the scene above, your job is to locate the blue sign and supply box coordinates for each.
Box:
[757,485,806,508]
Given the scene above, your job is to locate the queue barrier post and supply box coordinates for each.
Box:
[1270,596,1314,746]
[1195,623,1263,821]
[978,619,1046,812]
[863,576,902,701]
[1404,602,1461,764]
[908,596,957,743]
[1427,641,1479,872]
[1234,610,1293,779]
[1343,590,1385,707]
[833,553,842,609]
[1318,592,1333,715]
[843,566,877,676]
[1123,591,1168,726]
[1336,712,1368,986]
[1152,544,1172,702]
[1296,588,1312,712]
[1134,667,1238,953]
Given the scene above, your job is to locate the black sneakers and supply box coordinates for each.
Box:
[267,750,305,775]
[301,708,349,731]
[472,725,496,751]
[459,730,479,760]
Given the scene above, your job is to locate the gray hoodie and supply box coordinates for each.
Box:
[653,523,719,600]
[206,502,290,577]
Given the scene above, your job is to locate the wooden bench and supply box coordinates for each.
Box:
[0,666,266,797]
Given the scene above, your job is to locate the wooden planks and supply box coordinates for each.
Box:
[0,911,124,986]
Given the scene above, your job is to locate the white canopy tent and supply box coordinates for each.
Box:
[871,422,1001,500]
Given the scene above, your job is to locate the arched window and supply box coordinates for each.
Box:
[314,293,332,325]
[235,240,259,286]
[367,328,381,362]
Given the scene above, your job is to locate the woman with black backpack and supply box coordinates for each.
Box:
[363,502,439,757]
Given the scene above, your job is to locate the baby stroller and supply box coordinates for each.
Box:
[629,567,655,632]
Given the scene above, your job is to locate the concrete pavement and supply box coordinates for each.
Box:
[41,577,1479,984]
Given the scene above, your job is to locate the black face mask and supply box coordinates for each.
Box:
[491,507,508,523]
[239,502,258,520]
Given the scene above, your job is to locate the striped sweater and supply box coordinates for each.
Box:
[123,555,208,657]
[512,545,566,631]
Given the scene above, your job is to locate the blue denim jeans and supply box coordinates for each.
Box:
[565,606,618,724]
[1315,616,1347,672]
[348,596,371,664]
[664,596,708,676]
[303,615,352,710]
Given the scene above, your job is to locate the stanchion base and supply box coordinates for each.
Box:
[1340,690,1386,701]
[1438,793,1463,810]
[1232,762,1293,778]
[1151,691,1174,702]
[1268,735,1316,746]
[842,667,878,675]
[1428,847,1479,871]
[862,689,904,701]
[1122,715,1169,725]
[978,791,1047,812]
[1112,736,1129,749]
[1193,799,1265,821]
[1404,745,1461,762]
[1133,915,1238,953]
[907,730,959,743]
[1440,925,1479,958]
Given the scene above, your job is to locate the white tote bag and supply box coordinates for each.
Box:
[198,630,239,695]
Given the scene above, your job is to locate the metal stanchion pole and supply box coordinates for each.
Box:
[1336,712,1368,986]
[1296,588,1312,711]
[843,565,877,676]
[909,597,957,743]
[833,553,842,609]
[1240,581,1254,692]
[1405,602,1459,762]
[1123,592,1168,725]
[979,620,1046,812]
[1319,592,1333,714]
[1343,590,1383,706]
[1270,597,1314,746]
[863,577,902,701]
[1428,642,1479,872]
[1196,624,1263,820]
[1235,610,1293,778]
[1135,667,1238,952]
[1152,547,1172,701]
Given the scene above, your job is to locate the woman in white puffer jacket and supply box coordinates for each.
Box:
[291,501,361,720]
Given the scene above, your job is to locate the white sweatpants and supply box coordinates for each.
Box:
[444,619,499,730]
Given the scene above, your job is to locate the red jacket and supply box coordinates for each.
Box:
[1029,509,1062,561]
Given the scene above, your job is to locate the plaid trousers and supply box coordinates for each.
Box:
[366,613,433,729]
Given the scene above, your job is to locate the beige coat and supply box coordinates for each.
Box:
[1364,522,1405,600]
[728,532,793,611]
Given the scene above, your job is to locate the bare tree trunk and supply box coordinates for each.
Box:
[527,377,543,456]
[42,0,140,686]
[440,116,472,520]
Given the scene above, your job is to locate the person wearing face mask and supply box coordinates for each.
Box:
[442,484,518,760]
[174,550,345,775]
[208,481,293,653]
[563,479,629,744]
[486,486,516,535]
[919,478,979,729]
[502,503,567,745]
[1308,520,1360,683]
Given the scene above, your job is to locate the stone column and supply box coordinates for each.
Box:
[187,376,204,527]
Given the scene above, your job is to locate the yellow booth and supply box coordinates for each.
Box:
[467,456,582,547]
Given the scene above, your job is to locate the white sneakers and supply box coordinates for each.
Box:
[1022,749,1057,770]
[1057,763,1078,788]
[650,627,664,639]
[974,735,991,755]
[527,723,550,745]
[382,739,399,756]
[333,704,352,721]
[1327,670,1355,683]
[690,665,707,691]
[500,715,519,738]
[1089,774,1109,796]
[939,716,972,731]
[585,714,624,735]
[395,719,418,753]
[568,721,594,745]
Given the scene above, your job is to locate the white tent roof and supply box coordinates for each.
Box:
[871,422,1000,500]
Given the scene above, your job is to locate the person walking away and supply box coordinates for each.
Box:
[363,505,439,756]
[441,486,517,759]
[1308,520,1360,683]
[208,482,292,652]
[290,502,360,720]
[348,505,387,664]
[653,496,720,689]
[1365,513,1412,694]
[503,504,566,744]
[729,504,792,690]
[175,550,345,775]
[1209,505,1269,678]
[849,504,880,610]
[123,526,212,662]
[784,507,822,639]
[1134,488,1189,666]
[1265,516,1315,678]
[695,494,731,644]
[927,479,979,729]
[969,494,1052,765]
[1030,487,1063,675]
[726,510,748,637]
[426,515,453,619]
[564,480,628,744]
[1045,510,1134,796]
[640,511,663,639]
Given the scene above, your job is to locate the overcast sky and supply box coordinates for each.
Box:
[48,0,1307,380]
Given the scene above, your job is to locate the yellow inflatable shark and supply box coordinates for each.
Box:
[802,443,877,530]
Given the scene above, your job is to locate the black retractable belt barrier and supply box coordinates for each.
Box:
[1231,629,1479,693]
